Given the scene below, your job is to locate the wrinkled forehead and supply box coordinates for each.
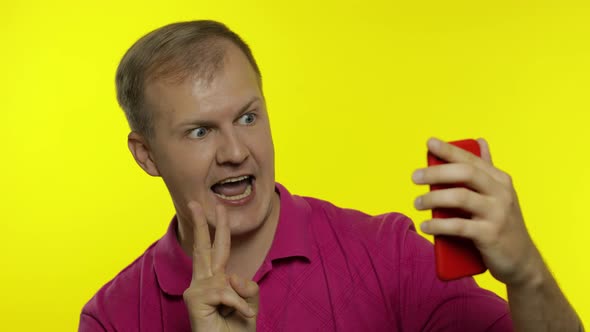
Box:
[143,43,263,128]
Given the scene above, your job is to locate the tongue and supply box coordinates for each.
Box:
[212,179,250,197]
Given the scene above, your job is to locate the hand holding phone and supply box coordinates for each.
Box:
[427,139,487,280]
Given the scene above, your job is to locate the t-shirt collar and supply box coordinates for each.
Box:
[267,182,313,261]
[153,182,313,296]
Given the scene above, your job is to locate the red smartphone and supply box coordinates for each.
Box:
[427,139,487,280]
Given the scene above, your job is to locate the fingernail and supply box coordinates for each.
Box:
[420,221,430,232]
[412,170,424,182]
[428,137,441,149]
[414,196,422,208]
[248,307,256,317]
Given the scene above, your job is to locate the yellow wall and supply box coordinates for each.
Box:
[1,0,588,330]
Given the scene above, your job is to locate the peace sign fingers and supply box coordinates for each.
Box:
[212,204,231,275]
[188,201,213,280]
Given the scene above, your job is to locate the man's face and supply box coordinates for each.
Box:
[141,43,276,235]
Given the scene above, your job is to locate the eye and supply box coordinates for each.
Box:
[238,113,257,125]
[188,127,208,139]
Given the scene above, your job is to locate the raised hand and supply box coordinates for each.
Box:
[183,202,259,332]
[412,137,541,286]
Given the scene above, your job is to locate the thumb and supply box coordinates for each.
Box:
[477,137,494,165]
[230,274,260,315]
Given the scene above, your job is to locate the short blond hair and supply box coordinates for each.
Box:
[115,20,262,138]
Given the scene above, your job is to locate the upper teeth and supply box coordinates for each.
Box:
[218,175,250,185]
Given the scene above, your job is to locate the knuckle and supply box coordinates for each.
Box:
[192,247,212,258]
[432,165,446,180]
[209,288,224,303]
[446,219,464,236]
[218,241,231,250]
[488,225,500,241]
[453,188,470,205]
[491,205,508,222]
[481,225,499,245]
[500,172,513,185]
[457,223,469,237]
[500,207,509,221]
[498,189,513,205]
[219,288,236,304]
[486,196,501,216]
[250,280,260,293]
[217,289,228,302]
[451,221,467,236]
[462,164,476,179]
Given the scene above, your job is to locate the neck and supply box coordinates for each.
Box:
[176,192,281,280]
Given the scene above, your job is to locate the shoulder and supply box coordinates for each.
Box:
[297,194,422,276]
[80,241,158,330]
[301,194,415,245]
[296,195,511,330]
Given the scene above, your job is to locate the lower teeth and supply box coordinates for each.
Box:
[215,184,252,201]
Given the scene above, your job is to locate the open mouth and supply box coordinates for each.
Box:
[211,175,255,202]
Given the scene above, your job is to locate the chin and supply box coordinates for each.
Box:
[232,202,275,239]
[229,200,271,235]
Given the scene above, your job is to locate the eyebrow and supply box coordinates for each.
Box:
[176,96,261,129]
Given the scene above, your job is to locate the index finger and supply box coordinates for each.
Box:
[428,138,484,164]
[188,201,212,280]
[426,137,499,177]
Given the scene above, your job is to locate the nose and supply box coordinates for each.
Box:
[215,127,249,166]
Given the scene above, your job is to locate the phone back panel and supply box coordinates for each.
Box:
[427,139,487,280]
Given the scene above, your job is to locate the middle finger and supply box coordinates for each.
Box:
[211,204,231,274]
[189,201,213,280]
[416,187,490,218]
[414,163,502,195]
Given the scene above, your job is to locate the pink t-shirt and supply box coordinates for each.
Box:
[80,183,512,331]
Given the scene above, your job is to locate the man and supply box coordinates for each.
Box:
[79,20,583,331]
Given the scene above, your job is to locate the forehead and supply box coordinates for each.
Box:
[144,42,262,126]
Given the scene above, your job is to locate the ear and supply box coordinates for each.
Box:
[476,137,494,166]
[128,132,161,177]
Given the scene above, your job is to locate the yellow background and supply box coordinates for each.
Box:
[1,0,588,330]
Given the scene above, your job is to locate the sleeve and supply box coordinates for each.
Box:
[78,313,108,332]
[397,218,514,332]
